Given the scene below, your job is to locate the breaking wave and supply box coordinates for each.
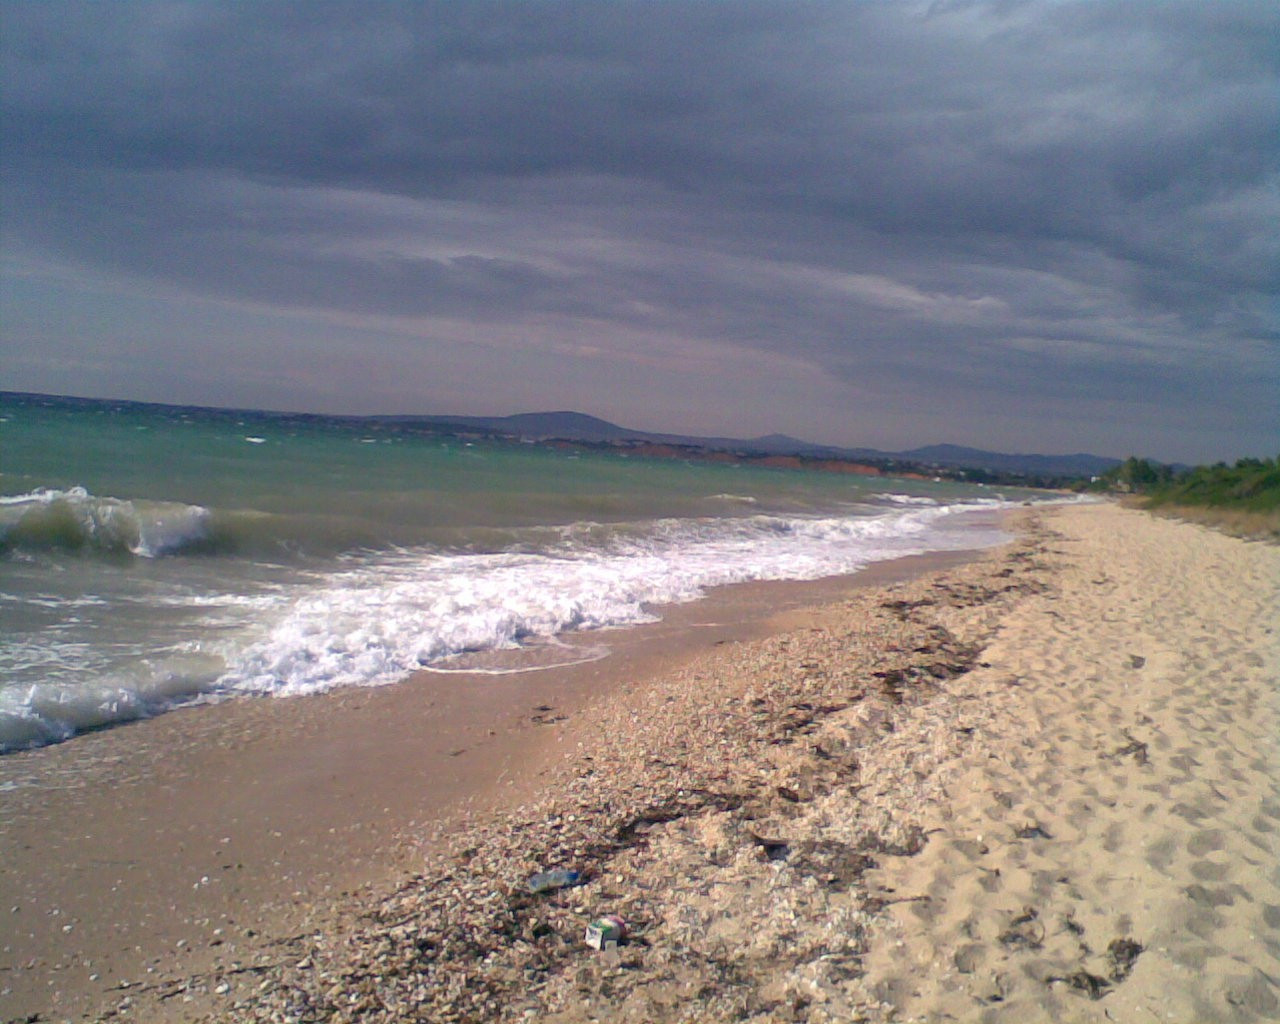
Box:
[0,487,213,558]
[0,497,1016,750]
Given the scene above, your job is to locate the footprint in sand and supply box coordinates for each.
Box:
[1187,829,1228,856]
[1221,970,1280,1018]
[1185,884,1234,908]
[1145,834,1179,872]
[1189,859,1233,883]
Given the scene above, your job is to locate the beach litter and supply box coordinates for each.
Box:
[1112,730,1150,765]
[527,868,581,894]
[584,914,627,951]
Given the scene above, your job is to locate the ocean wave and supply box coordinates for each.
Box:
[219,500,1010,699]
[0,486,395,560]
[0,496,1017,751]
[877,493,939,506]
[0,487,212,557]
[0,653,226,751]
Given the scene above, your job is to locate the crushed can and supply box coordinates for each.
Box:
[584,914,627,950]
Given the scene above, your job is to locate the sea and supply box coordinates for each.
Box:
[0,393,1046,753]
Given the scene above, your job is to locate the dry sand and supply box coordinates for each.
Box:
[5,501,1278,1023]
[854,504,1280,1022]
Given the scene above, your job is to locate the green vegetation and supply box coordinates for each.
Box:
[1091,455,1279,511]
[1144,457,1280,513]
[1100,456,1177,492]
[1087,456,1280,540]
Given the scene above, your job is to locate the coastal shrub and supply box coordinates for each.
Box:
[1092,456,1278,510]
[1145,456,1280,513]
[1089,456,1280,539]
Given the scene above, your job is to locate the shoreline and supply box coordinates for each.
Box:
[6,502,1277,1023]
[0,545,988,1022]
[152,503,1280,1022]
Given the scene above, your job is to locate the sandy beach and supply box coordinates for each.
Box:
[0,543,977,1022]
[4,501,1278,1023]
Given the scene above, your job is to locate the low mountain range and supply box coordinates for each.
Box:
[380,409,1121,479]
[4,393,1123,480]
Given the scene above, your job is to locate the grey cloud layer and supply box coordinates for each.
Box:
[2,0,1277,458]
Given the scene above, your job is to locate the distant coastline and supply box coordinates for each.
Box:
[1,390,1111,488]
[543,437,932,481]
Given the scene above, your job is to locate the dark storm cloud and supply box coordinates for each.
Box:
[1,0,1276,460]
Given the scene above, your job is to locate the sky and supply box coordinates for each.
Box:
[1,1,1277,463]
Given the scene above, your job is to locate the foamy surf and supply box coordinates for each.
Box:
[421,637,614,675]
[0,498,1021,750]
[2,394,1067,753]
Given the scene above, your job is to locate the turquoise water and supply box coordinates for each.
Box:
[1,393,1035,751]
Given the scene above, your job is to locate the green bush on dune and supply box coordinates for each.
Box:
[1145,457,1280,513]
[1089,456,1279,512]
[1084,456,1280,539]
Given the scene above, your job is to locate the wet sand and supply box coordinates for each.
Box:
[0,548,979,1023]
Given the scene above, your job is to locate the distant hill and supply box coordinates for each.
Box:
[418,409,1120,478]
[745,433,837,455]
[477,411,637,441]
[2,392,1121,480]
[897,444,1121,478]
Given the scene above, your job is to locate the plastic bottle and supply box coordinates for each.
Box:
[526,868,581,893]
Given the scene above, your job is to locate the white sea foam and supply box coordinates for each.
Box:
[0,497,1020,751]
[218,500,1010,699]
[879,493,939,506]
[422,639,613,675]
[0,653,226,749]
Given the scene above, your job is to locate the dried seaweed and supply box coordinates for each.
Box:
[1107,937,1143,982]
[1064,970,1111,999]
[998,906,1044,949]
[1113,730,1149,765]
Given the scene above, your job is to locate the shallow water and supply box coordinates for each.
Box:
[0,393,1041,750]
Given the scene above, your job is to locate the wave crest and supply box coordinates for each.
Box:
[0,487,212,557]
